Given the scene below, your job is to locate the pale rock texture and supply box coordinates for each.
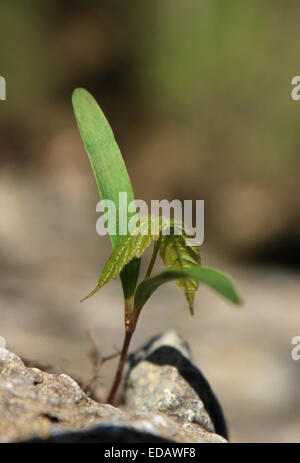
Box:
[0,332,227,443]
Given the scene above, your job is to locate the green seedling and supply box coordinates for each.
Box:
[72,88,242,405]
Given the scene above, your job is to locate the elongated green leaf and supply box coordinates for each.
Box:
[81,216,162,302]
[159,224,201,314]
[72,88,140,300]
[133,266,242,315]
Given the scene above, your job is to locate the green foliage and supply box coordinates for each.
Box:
[80,211,241,315]
[159,223,201,314]
[73,88,242,319]
[81,216,162,302]
[133,266,242,315]
[72,88,140,301]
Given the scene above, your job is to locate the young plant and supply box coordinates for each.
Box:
[72,88,242,405]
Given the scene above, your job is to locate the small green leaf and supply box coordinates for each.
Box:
[133,266,242,315]
[81,216,162,302]
[159,223,201,314]
[72,88,140,300]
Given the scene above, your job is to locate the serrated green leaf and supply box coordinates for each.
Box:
[133,266,242,315]
[159,223,201,314]
[72,88,140,300]
[81,216,162,302]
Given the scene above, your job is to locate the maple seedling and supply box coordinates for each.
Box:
[72,88,242,405]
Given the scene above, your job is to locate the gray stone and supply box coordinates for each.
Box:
[125,331,228,441]
[0,332,227,443]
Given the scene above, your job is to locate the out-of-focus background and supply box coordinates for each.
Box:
[0,0,300,442]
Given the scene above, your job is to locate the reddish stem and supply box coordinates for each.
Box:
[106,329,133,405]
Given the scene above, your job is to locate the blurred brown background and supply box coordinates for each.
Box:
[0,0,300,442]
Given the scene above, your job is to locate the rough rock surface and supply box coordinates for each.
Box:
[0,332,227,443]
[125,331,228,441]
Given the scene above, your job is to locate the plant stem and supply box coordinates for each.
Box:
[106,329,133,405]
[144,236,161,280]
[106,299,137,405]
[107,237,162,405]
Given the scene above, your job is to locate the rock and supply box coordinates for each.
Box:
[0,332,227,443]
[125,331,228,442]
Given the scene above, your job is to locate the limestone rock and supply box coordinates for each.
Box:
[0,332,227,443]
[125,331,228,441]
